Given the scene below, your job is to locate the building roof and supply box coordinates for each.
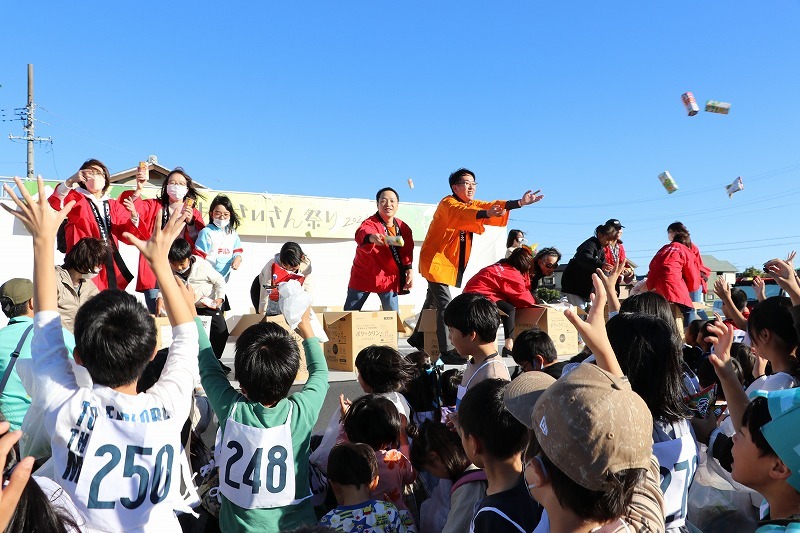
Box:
[109,157,210,189]
[701,254,737,273]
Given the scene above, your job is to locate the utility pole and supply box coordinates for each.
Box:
[8,64,51,179]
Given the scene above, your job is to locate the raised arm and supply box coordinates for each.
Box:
[714,277,748,331]
[564,273,623,377]
[2,177,75,313]
[706,316,749,432]
[123,204,192,327]
[597,261,624,314]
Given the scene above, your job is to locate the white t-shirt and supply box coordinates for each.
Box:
[31,311,199,532]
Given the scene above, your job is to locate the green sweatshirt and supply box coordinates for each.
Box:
[197,318,329,532]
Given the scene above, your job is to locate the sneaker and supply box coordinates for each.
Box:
[438,349,468,365]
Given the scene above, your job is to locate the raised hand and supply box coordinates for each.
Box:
[520,189,544,206]
[564,273,622,377]
[0,423,34,531]
[1,176,75,242]
[753,276,767,302]
[764,257,800,305]
[122,204,187,266]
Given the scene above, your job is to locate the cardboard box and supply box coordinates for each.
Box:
[417,309,443,361]
[398,304,415,337]
[154,315,212,351]
[322,311,405,371]
[229,314,310,382]
[514,306,581,357]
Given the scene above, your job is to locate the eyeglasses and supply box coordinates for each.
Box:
[457,181,477,188]
[544,262,558,269]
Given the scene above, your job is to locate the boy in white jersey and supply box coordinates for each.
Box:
[4,177,199,532]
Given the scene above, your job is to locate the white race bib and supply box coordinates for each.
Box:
[653,430,698,528]
[74,413,192,531]
[215,402,306,509]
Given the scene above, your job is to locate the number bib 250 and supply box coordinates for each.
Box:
[74,414,190,531]
[215,402,305,509]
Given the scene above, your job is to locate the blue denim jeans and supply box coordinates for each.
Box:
[343,288,398,312]
[688,288,708,322]
[143,288,160,314]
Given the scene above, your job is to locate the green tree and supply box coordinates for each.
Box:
[741,266,766,278]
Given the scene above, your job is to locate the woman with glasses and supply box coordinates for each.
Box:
[409,168,544,364]
[343,187,414,312]
[530,247,561,296]
[48,159,139,291]
[463,247,537,356]
[117,167,206,313]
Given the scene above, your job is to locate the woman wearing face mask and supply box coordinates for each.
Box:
[117,167,206,313]
[48,158,140,291]
[194,194,243,283]
[55,237,106,333]
[505,229,525,259]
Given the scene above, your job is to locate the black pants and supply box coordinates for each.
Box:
[495,300,516,341]
[410,281,452,354]
[196,307,229,359]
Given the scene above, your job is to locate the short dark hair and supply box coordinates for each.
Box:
[0,300,29,319]
[343,394,401,450]
[741,397,776,457]
[748,296,798,354]
[234,322,300,405]
[209,194,240,231]
[512,327,557,366]
[78,159,111,194]
[525,437,646,523]
[63,237,107,274]
[443,293,500,343]
[279,242,305,269]
[327,442,378,487]
[506,230,524,249]
[729,288,748,312]
[440,368,462,407]
[376,187,399,203]
[159,167,205,206]
[458,379,527,460]
[619,291,682,339]
[410,420,470,480]
[606,313,688,423]
[168,238,193,262]
[74,290,157,388]
[503,247,534,274]
[355,345,415,393]
[448,168,475,187]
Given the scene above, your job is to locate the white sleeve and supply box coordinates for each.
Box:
[53,182,73,203]
[30,311,78,413]
[146,322,199,423]
[208,265,227,301]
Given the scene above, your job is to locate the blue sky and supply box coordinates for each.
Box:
[1,1,798,271]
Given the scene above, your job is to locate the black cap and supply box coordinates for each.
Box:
[605,219,624,230]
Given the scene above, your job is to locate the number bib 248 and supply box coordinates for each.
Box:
[215,402,304,509]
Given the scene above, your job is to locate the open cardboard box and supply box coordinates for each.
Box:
[514,305,581,357]
[322,311,405,372]
[153,315,212,351]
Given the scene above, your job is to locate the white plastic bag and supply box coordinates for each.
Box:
[278,280,328,342]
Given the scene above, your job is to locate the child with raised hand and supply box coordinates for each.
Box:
[320,442,415,532]
[342,395,416,520]
[4,176,200,531]
[705,316,800,528]
[443,293,510,410]
[198,293,328,531]
[559,273,668,532]
[410,420,486,533]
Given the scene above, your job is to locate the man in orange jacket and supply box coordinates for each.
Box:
[409,168,544,363]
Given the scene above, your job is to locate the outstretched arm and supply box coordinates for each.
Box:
[714,277,748,331]
[706,316,749,432]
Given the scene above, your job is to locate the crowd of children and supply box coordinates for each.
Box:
[1,170,800,533]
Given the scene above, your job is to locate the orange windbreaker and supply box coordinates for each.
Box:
[418,195,509,287]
